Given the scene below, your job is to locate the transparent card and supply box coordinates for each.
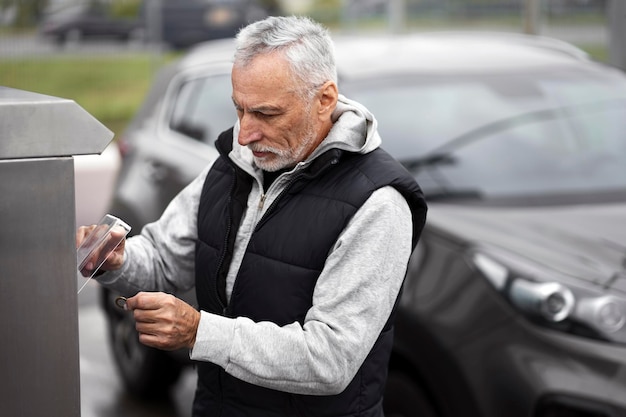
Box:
[77,214,131,293]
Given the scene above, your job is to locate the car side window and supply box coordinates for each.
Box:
[169,74,234,145]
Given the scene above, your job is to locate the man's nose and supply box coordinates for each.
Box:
[238,114,262,146]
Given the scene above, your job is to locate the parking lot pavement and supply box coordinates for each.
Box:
[78,281,196,417]
[0,34,153,58]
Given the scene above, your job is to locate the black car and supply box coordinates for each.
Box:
[158,0,270,49]
[103,33,626,417]
[39,1,144,45]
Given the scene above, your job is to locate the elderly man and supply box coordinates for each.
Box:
[77,15,426,417]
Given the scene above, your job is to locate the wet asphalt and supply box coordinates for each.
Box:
[78,281,196,417]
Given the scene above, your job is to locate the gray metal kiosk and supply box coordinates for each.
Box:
[0,87,114,417]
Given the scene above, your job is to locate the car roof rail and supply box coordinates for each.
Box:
[418,30,591,62]
[481,31,590,61]
[506,32,590,61]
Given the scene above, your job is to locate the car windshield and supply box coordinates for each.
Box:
[344,66,626,200]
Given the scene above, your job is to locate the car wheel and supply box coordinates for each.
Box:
[103,289,183,398]
[383,369,439,417]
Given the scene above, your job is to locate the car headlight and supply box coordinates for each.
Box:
[473,252,626,344]
[508,280,575,322]
[576,295,626,334]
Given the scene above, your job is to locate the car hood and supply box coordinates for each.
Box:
[427,202,626,291]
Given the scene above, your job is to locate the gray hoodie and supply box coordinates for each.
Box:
[97,95,413,395]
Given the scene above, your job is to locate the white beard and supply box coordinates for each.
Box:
[250,122,318,172]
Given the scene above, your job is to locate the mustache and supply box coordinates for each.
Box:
[248,143,288,157]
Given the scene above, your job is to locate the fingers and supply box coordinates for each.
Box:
[76,225,97,248]
[76,225,100,276]
[126,291,170,311]
[126,292,201,351]
[76,223,126,275]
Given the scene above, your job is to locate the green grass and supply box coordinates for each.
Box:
[0,54,162,136]
[578,44,609,64]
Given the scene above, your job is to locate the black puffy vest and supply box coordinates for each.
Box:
[194,128,427,417]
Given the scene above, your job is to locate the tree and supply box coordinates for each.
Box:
[10,0,47,27]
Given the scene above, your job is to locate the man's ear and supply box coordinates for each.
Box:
[318,81,338,118]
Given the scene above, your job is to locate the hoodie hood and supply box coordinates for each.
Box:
[314,93,382,157]
[229,94,382,173]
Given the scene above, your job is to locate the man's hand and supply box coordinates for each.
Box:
[126,292,201,351]
[76,224,127,275]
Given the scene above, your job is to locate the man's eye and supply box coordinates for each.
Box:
[255,111,278,120]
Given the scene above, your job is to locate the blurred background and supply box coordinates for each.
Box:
[1,1,624,417]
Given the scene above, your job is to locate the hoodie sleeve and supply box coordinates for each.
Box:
[190,185,413,395]
[95,165,213,295]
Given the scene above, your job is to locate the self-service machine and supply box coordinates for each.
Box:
[0,87,113,417]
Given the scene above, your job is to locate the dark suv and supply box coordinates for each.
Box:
[158,0,270,49]
[104,34,626,417]
[39,1,145,45]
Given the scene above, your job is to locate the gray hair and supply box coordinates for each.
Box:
[234,15,337,100]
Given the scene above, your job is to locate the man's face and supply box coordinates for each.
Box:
[231,52,322,172]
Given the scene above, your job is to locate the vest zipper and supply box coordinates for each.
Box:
[257,192,266,210]
[216,217,231,314]
[213,171,237,314]
[255,152,340,229]
[229,154,339,308]
[254,172,303,232]
[255,156,338,231]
